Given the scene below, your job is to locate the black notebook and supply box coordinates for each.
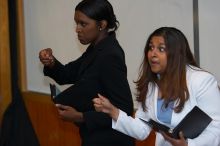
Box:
[139,106,212,139]
[49,83,98,112]
[49,84,61,99]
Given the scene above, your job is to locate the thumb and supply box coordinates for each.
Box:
[55,104,68,110]
[98,93,104,98]
[97,93,107,100]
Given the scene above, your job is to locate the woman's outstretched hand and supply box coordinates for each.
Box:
[93,94,119,121]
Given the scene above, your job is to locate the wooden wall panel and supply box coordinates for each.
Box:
[23,92,81,146]
[19,58,155,145]
[23,91,155,146]
[23,92,155,146]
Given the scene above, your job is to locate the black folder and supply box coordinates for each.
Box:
[139,106,212,139]
[49,82,98,112]
[49,84,57,100]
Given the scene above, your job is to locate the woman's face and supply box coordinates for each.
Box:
[147,36,167,75]
[74,11,100,45]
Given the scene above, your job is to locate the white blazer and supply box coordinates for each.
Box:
[112,66,220,146]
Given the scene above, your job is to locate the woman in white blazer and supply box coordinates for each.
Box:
[93,27,220,146]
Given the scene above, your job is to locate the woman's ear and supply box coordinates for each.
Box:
[99,20,107,31]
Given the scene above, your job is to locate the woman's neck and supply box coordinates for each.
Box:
[92,31,109,46]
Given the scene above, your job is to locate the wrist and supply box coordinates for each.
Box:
[110,105,119,121]
[75,112,84,123]
[185,139,188,146]
[48,57,55,68]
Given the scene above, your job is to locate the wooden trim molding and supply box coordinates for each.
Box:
[17,0,27,91]
[0,0,12,122]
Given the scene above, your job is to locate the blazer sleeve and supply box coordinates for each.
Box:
[83,53,134,131]
[43,54,85,85]
[187,71,220,146]
[112,102,152,140]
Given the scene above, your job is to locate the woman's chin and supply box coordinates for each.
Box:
[79,39,89,45]
[151,68,159,74]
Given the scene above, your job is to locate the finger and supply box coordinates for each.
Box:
[39,53,51,61]
[94,103,102,108]
[39,48,52,58]
[40,57,54,66]
[39,49,47,56]
[92,98,96,103]
[40,48,50,55]
[55,104,62,109]
[94,104,102,112]
[92,98,101,104]
[55,104,68,110]
[40,59,51,64]
[94,105,104,112]
[161,131,173,142]
[98,94,108,102]
[179,131,185,141]
[93,102,102,107]
[45,48,52,56]
[98,93,105,98]
[46,48,52,52]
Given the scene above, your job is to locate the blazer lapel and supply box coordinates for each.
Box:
[78,48,99,76]
[153,85,159,120]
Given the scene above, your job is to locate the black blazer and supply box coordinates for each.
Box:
[44,32,135,146]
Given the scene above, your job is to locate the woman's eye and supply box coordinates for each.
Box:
[81,22,87,27]
[149,45,154,50]
[159,47,165,52]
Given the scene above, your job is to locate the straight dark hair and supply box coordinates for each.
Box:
[135,27,198,113]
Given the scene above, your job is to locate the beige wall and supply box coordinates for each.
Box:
[199,0,220,85]
[22,0,194,99]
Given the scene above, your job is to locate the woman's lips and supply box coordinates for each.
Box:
[150,60,159,65]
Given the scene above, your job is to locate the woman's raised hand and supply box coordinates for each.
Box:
[39,48,55,67]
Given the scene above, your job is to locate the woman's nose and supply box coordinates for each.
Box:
[151,47,158,56]
[75,25,81,33]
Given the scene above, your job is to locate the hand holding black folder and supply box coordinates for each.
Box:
[49,82,98,112]
[140,106,212,139]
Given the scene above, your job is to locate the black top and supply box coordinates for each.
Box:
[44,32,135,146]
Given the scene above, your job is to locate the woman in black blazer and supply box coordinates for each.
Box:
[39,0,134,146]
